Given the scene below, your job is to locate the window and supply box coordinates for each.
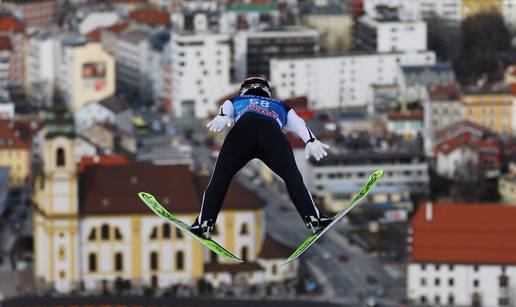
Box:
[88,228,97,241]
[420,278,426,286]
[176,228,183,239]
[434,295,440,305]
[88,253,97,272]
[56,147,65,166]
[449,278,454,286]
[448,295,455,305]
[435,264,440,271]
[473,279,479,287]
[421,264,426,270]
[163,224,170,239]
[240,223,249,235]
[59,246,65,261]
[420,296,427,304]
[241,246,249,262]
[101,224,110,240]
[115,253,123,272]
[474,265,479,272]
[500,275,509,288]
[150,252,159,270]
[176,251,184,270]
[272,264,277,275]
[499,297,509,306]
[115,228,123,240]
[150,227,158,240]
[435,278,440,286]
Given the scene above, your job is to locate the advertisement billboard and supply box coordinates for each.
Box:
[82,62,107,91]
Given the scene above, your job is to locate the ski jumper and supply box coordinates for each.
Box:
[197,95,321,225]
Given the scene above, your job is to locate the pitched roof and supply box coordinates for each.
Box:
[86,28,102,41]
[258,235,292,259]
[80,164,201,215]
[428,84,460,101]
[411,203,516,264]
[387,111,423,121]
[0,36,11,51]
[99,96,130,113]
[129,9,171,27]
[195,175,265,210]
[105,22,129,33]
[0,15,25,32]
[77,155,129,173]
[433,120,496,143]
[205,262,264,274]
[0,120,31,149]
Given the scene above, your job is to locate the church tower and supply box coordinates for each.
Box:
[33,105,79,292]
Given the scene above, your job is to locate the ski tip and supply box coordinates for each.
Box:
[138,191,151,198]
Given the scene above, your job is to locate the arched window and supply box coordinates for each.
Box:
[163,224,170,239]
[115,253,123,272]
[114,228,123,240]
[88,228,97,241]
[176,228,183,239]
[272,264,277,275]
[101,224,110,240]
[241,246,249,262]
[88,253,97,272]
[150,226,158,240]
[150,252,159,270]
[240,223,249,235]
[210,251,217,264]
[176,251,184,270]
[56,148,65,167]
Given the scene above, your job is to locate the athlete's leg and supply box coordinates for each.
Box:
[257,124,325,225]
[194,116,256,228]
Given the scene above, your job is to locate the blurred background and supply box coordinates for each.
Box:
[0,0,515,306]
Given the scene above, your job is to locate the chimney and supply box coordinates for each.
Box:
[425,201,433,221]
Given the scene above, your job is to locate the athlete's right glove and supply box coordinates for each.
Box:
[305,139,330,161]
[206,115,234,132]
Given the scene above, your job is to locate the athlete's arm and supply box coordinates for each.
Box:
[284,109,316,143]
[206,100,234,132]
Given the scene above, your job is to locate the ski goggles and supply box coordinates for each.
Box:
[239,83,272,97]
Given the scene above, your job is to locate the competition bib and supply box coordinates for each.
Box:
[232,95,288,128]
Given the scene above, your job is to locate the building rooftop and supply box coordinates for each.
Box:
[428,84,460,101]
[461,84,513,95]
[0,121,31,149]
[0,14,25,32]
[77,155,129,173]
[129,8,171,27]
[118,28,148,44]
[411,203,516,264]
[258,235,293,259]
[387,111,423,121]
[99,95,130,113]
[300,0,349,15]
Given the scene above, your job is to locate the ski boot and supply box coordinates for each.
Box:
[305,213,333,234]
[189,219,214,239]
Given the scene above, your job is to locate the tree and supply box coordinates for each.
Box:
[454,12,512,85]
[426,15,462,62]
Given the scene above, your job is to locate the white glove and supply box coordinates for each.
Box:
[206,115,234,132]
[305,139,330,161]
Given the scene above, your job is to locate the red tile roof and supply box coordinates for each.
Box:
[129,9,171,27]
[105,22,129,33]
[387,111,423,121]
[0,36,11,51]
[86,28,102,41]
[0,120,31,149]
[77,155,129,173]
[428,84,460,101]
[0,15,25,32]
[258,235,292,259]
[411,203,516,264]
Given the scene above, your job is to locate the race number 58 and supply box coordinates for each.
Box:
[250,99,269,108]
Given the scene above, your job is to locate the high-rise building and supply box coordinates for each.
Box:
[234,27,319,80]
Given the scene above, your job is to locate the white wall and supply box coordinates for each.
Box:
[79,12,120,35]
[75,101,116,132]
[270,51,436,109]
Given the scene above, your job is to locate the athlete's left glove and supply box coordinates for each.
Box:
[206,115,234,132]
[305,139,330,161]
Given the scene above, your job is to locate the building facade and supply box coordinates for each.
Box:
[408,202,516,307]
[2,0,56,28]
[270,51,436,109]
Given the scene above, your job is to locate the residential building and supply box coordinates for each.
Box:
[148,31,171,107]
[77,11,120,35]
[363,0,461,21]
[74,101,117,132]
[461,86,514,136]
[27,29,62,107]
[0,120,31,186]
[461,0,503,19]
[307,152,430,196]
[270,51,436,110]
[424,84,463,156]
[113,28,151,100]
[407,202,516,307]
[1,0,56,28]
[98,95,133,133]
[0,36,11,89]
[299,0,353,52]
[386,111,423,139]
[0,14,26,93]
[433,121,502,179]
[234,27,319,81]
[59,37,115,112]
[33,112,298,292]
[503,0,516,31]
[355,14,427,54]
[170,31,231,118]
[99,22,129,57]
[499,162,516,203]
[0,92,15,119]
[398,62,457,104]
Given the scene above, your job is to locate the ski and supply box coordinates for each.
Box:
[282,169,384,266]
[138,192,243,263]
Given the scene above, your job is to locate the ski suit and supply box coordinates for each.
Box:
[196,94,323,226]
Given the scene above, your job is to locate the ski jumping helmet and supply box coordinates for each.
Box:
[239,77,272,98]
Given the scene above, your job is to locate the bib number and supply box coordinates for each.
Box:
[250,98,270,108]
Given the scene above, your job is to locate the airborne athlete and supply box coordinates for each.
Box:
[189,77,332,238]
